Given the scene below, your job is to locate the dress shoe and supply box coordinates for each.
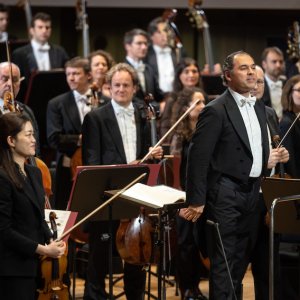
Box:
[183,287,208,300]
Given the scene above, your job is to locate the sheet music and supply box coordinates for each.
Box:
[122,183,185,209]
[44,209,72,238]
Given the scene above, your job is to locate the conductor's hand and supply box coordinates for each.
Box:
[149,146,163,160]
[36,240,66,258]
[179,205,205,222]
[267,147,289,169]
[277,146,289,163]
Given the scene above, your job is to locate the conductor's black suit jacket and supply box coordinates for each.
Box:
[186,89,270,206]
[0,165,51,277]
[82,102,151,165]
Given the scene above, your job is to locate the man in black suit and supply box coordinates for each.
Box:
[81,63,163,300]
[12,12,69,101]
[261,47,285,120]
[184,51,270,300]
[47,57,91,210]
[124,28,164,103]
[145,17,177,94]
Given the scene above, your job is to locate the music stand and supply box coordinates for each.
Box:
[67,164,160,299]
[201,74,226,99]
[24,70,69,155]
[0,40,28,62]
[261,177,300,300]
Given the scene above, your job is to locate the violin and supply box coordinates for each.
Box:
[38,212,69,300]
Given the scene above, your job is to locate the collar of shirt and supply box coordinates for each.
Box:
[111,99,134,116]
[153,44,172,55]
[73,90,89,104]
[229,88,256,107]
[0,32,8,42]
[31,39,50,52]
[265,75,283,89]
[126,56,145,71]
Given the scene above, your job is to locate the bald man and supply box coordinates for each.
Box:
[0,62,40,155]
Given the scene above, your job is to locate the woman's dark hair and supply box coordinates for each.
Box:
[88,50,115,71]
[171,87,208,140]
[0,112,31,189]
[173,57,202,92]
[281,74,300,112]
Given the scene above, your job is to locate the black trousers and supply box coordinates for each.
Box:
[83,221,146,300]
[205,176,261,300]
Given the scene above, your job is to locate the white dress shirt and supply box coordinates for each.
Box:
[73,90,91,124]
[111,99,137,164]
[153,45,174,93]
[229,88,263,177]
[31,39,51,71]
[0,32,8,42]
[126,56,146,93]
[265,75,283,119]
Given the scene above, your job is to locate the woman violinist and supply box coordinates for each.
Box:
[0,112,66,300]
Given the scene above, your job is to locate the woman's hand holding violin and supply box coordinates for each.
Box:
[36,240,66,258]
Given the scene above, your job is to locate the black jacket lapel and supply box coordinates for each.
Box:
[224,91,252,153]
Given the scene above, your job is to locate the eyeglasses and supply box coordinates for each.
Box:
[292,88,300,93]
[256,80,265,86]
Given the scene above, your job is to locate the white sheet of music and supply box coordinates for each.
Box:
[122,183,186,209]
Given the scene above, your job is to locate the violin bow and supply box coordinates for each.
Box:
[277,112,300,148]
[139,99,201,163]
[5,40,16,108]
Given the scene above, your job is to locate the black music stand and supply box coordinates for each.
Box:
[0,40,28,62]
[201,74,226,99]
[261,177,300,300]
[67,164,160,300]
[24,70,69,155]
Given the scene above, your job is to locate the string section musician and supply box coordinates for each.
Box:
[184,51,270,300]
[0,112,66,300]
[47,57,91,210]
[12,12,69,101]
[81,63,163,300]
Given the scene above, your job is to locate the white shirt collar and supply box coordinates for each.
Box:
[111,99,134,113]
[229,88,256,107]
[153,44,172,54]
[73,90,90,103]
[31,39,50,51]
[126,56,144,69]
